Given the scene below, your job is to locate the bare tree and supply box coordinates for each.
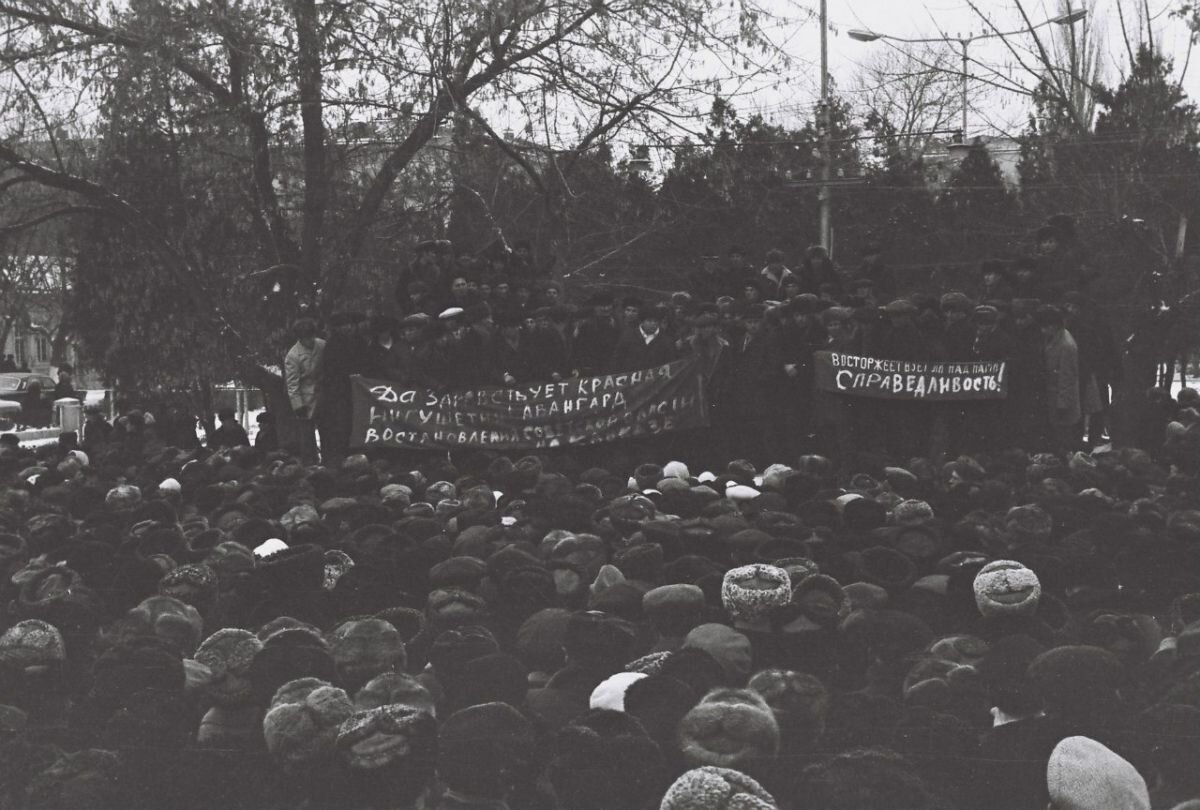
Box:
[959,0,1103,135]
[0,0,790,428]
[852,43,964,157]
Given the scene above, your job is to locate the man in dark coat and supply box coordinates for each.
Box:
[1008,299,1048,450]
[848,241,897,301]
[869,298,935,461]
[571,293,621,376]
[813,306,864,468]
[764,294,825,461]
[798,244,841,295]
[969,304,1014,453]
[678,312,734,469]
[520,307,572,382]
[52,365,80,401]
[429,309,482,388]
[726,304,771,467]
[688,254,724,303]
[612,304,678,371]
[208,408,250,449]
[1063,291,1122,445]
[363,314,405,380]
[316,311,369,464]
[941,292,976,456]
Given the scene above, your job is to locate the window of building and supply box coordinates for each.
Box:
[33,334,51,365]
[14,337,27,370]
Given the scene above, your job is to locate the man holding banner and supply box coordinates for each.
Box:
[868,299,936,460]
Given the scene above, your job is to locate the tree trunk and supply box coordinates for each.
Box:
[244,363,304,452]
[294,0,326,294]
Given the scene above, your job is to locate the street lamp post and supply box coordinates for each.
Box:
[848,9,1086,141]
[819,0,831,252]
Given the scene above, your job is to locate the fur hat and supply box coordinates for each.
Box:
[623,674,701,742]
[336,702,437,771]
[438,702,535,797]
[973,560,1041,618]
[1047,736,1149,810]
[791,574,850,627]
[683,624,753,685]
[106,483,143,510]
[452,653,528,710]
[747,668,829,742]
[355,671,435,715]
[660,766,778,810]
[195,628,263,706]
[329,618,405,691]
[428,625,500,685]
[563,610,637,670]
[262,678,354,770]
[196,703,263,748]
[0,618,66,668]
[24,749,124,809]
[157,563,218,610]
[975,633,1044,715]
[892,499,935,527]
[1028,645,1125,720]
[854,546,919,593]
[721,564,792,623]
[1005,504,1053,543]
[87,636,185,720]
[125,595,204,656]
[547,709,667,810]
[249,627,336,705]
[677,687,781,769]
[426,587,489,628]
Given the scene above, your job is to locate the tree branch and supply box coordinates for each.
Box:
[0,204,113,236]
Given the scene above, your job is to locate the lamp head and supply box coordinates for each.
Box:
[848,29,881,42]
[1051,9,1087,25]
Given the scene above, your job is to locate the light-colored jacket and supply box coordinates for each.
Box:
[285,338,325,412]
[1044,328,1080,426]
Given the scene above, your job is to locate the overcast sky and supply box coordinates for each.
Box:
[735,0,1199,137]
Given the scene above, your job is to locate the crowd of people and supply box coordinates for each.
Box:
[0,374,1198,809]
[284,226,1127,471]
[0,230,1196,810]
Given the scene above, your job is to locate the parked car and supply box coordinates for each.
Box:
[0,399,19,431]
[0,373,57,427]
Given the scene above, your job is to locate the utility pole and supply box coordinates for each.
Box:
[818,0,832,252]
[959,40,969,140]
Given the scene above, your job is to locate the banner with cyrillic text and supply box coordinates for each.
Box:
[814,351,1007,400]
[350,359,708,449]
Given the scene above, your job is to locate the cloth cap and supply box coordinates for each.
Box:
[589,671,648,712]
[683,624,753,684]
[1047,736,1149,810]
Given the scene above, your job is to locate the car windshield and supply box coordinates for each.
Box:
[0,376,23,391]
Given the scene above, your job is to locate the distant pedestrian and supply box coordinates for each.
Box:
[284,317,325,461]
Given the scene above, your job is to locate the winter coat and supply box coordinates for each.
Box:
[612,328,679,372]
[571,317,622,376]
[1044,327,1081,426]
[284,338,325,412]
